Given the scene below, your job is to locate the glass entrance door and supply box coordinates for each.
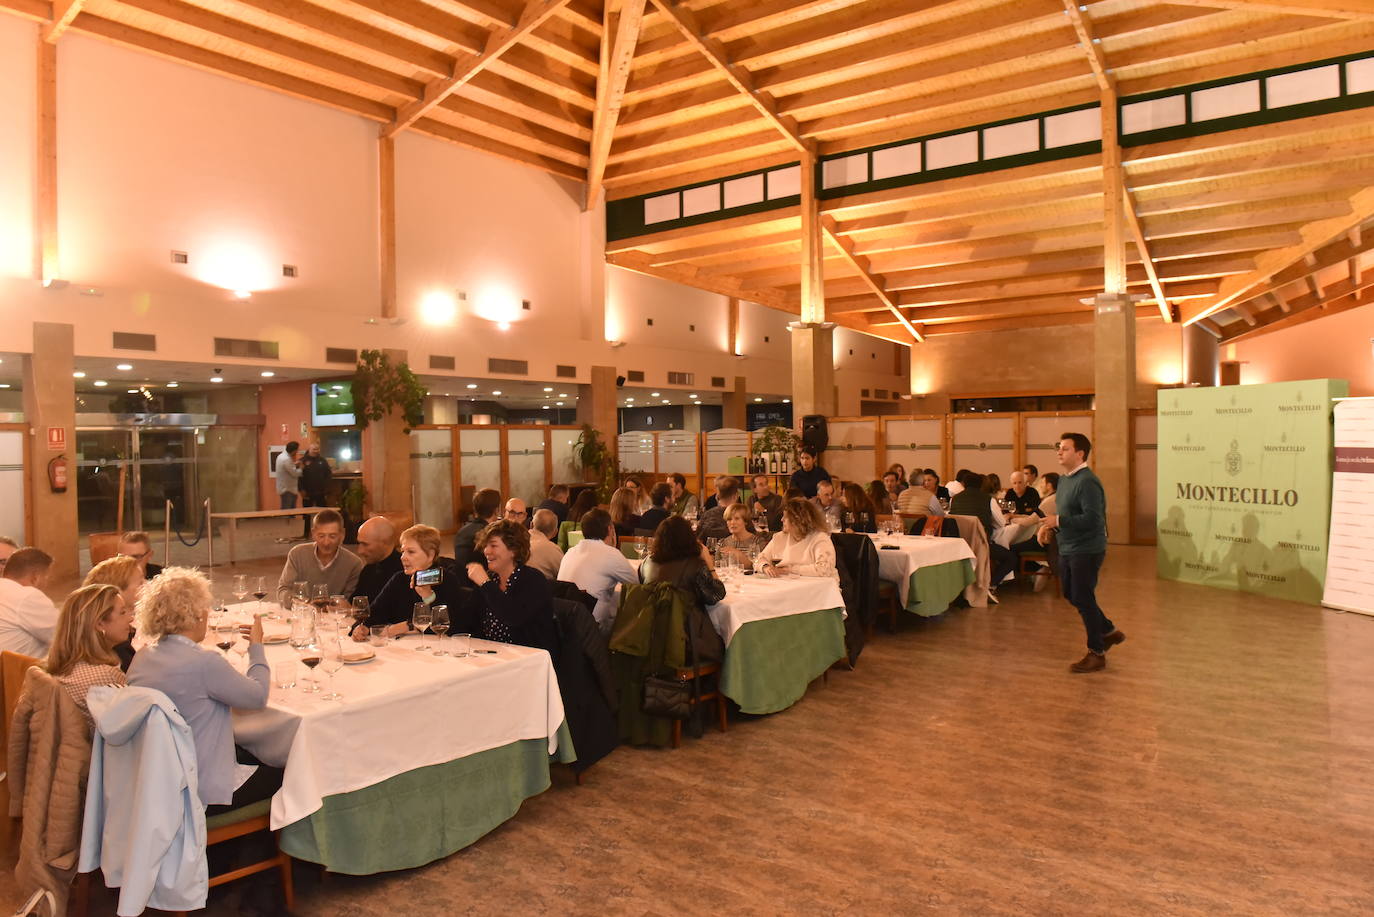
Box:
[136,429,199,533]
[75,429,136,535]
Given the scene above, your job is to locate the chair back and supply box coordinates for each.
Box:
[556,520,581,551]
[88,532,121,566]
[619,535,650,559]
[829,534,879,664]
[2,650,42,745]
[947,514,992,607]
[566,529,585,549]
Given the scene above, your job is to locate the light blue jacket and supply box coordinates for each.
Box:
[79,685,208,917]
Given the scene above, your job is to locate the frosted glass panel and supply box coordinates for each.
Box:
[767,166,801,199]
[682,185,720,217]
[507,429,546,507]
[883,418,944,482]
[411,429,454,531]
[0,432,24,541]
[1133,413,1157,543]
[982,120,1039,158]
[1347,58,1374,94]
[925,131,978,170]
[723,174,764,209]
[872,142,920,180]
[617,432,656,475]
[704,428,750,475]
[1191,81,1259,121]
[951,416,1016,489]
[549,429,580,487]
[1043,107,1100,147]
[457,429,501,494]
[1122,95,1186,134]
[824,420,878,485]
[821,154,867,189]
[656,431,697,475]
[1023,415,1093,470]
[644,193,680,224]
[1265,65,1339,108]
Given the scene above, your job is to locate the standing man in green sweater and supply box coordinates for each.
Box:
[1040,432,1124,673]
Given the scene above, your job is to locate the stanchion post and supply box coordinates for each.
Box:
[164,499,173,566]
[205,497,214,568]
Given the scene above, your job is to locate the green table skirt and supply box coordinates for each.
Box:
[280,722,575,875]
[719,608,846,715]
[904,559,976,617]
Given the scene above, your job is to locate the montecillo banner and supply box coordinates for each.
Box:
[1156,379,1347,604]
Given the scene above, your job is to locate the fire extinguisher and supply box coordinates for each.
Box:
[48,454,68,493]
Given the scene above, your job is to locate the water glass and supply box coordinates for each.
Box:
[319,637,344,701]
[412,603,432,651]
[431,605,450,656]
[369,625,388,647]
[451,633,471,657]
[273,661,296,689]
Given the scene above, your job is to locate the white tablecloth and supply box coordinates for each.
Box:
[706,573,846,646]
[223,609,565,830]
[868,534,977,606]
[995,517,1043,549]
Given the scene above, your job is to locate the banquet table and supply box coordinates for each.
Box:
[223,609,571,875]
[706,571,847,715]
[995,515,1043,550]
[869,533,977,616]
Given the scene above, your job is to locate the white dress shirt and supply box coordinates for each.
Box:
[557,538,638,632]
[0,578,59,657]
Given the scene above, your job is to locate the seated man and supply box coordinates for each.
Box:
[528,508,565,580]
[696,477,740,540]
[504,497,530,528]
[948,474,1017,596]
[351,516,403,605]
[1007,470,1043,517]
[750,474,783,532]
[557,509,637,633]
[117,530,163,579]
[879,470,904,513]
[0,547,59,657]
[536,484,571,526]
[455,488,502,569]
[668,472,698,516]
[637,482,673,535]
[0,535,17,574]
[896,477,944,516]
[702,475,732,513]
[810,478,841,528]
[275,508,363,608]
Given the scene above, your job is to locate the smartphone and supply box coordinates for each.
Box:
[414,568,443,586]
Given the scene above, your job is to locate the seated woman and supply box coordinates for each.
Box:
[363,524,470,639]
[639,515,726,610]
[840,483,878,534]
[755,499,838,579]
[83,555,143,670]
[127,567,278,812]
[624,476,651,514]
[608,486,643,538]
[568,489,598,524]
[865,480,889,515]
[717,504,767,566]
[464,520,559,658]
[44,583,131,726]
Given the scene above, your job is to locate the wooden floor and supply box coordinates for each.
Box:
[10,545,1374,916]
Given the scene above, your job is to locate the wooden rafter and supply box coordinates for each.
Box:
[1221,264,1374,343]
[647,0,809,153]
[1059,0,1113,93]
[44,0,83,41]
[383,0,572,139]
[821,218,923,342]
[586,0,646,210]
[1183,187,1374,324]
[1158,0,1374,20]
[1123,186,1174,320]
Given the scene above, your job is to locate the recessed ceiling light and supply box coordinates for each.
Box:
[543,386,553,392]
[210,376,223,383]
[0,384,9,389]
[661,399,670,404]
[626,397,635,402]
[556,401,564,406]
[542,405,550,410]
[754,397,763,402]
[783,399,791,404]
[72,371,86,379]
[116,363,133,371]
[232,290,251,300]
[492,390,502,396]
[331,384,343,390]
[466,383,477,389]
[126,389,139,394]
[689,393,698,398]
[166,382,178,388]
[260,371,275,378]
[651,392,660,397]
[557,393,568,398]
[93,380,108,387]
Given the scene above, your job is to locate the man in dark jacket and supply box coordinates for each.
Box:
[1040,432,1124,673]
[299,443,333,537]
[351,516,403,606]
[455,488,502,572]
[536,483,571,525]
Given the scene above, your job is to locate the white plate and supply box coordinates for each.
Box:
[262,634,290,645]
[341,650,376,665]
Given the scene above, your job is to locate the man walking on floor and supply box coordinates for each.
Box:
[1040,432,1124,673]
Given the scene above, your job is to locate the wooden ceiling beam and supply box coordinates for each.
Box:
[646,0,809,153]
[383,0,572,138]
[227,0,453,76]
[919,304,1162,337]
[1222,265,1374,344]
[43,0,83,41]
[1157,0,1374,20]
[414,116,591,181]
[587,0,648,210]
[1060,0,1113,93]
[1183,187,1374,324]
[1222,227,1374,307]
[821,217,924,342]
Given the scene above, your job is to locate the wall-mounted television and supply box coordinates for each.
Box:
[312,382,356,427]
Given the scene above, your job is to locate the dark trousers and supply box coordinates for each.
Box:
[279,492,297,510]
[206,745,284,818]
[301,492,325,536]
[1059,551,1114,653]
[988,542,1017,589]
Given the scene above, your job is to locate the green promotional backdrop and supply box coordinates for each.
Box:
[1156,379,1346,604]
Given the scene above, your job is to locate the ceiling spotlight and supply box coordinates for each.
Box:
[543,386,553,392]
[542,405,550,410]
[651,392,660,397]
[232,290,252,301]
[260,371,275,378]
[93,380,108,387]
[661,399,670,404]
[126,389,139,394]
[492,390,502,396]
[783,399,791,404]
[754,397,763,402]
[557,393,568,398]
[210,376,224,383]
[466,383,477,389]
[331,384,343,390]
[167,382,179,388]
[497,322,510,331]
[116,363,133,371]
[72,371,86,379]
[626,397,635,402]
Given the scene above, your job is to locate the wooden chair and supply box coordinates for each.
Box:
[668,662,729,749]
[87,532,121,566]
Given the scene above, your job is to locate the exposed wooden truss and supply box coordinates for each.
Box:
[586,0,647,209]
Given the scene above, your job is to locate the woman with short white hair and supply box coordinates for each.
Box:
[127,567,277,813]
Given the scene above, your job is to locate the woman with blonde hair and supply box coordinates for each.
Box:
[754,499,837,579]
[84,554,142,669]
[718,503,767,565]
[608,486,642,537]
[44,584,132,726]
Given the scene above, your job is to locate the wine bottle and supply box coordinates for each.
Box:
[769,453,778,474]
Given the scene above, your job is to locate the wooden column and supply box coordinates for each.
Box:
[577,364,620,457]
[726,296,740,355]
[720,375,747,429]
[798,147,824,324]
[22,322,77,578]
[362,349,413,516]
[1093,293,1135,546]
[36,35,58,285]
[1100,89,1126,296]
[379,136,397,319]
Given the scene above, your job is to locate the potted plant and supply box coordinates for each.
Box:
[339,480,367,544]
[751,425,800,467]
[352,350,426,433]
[571,424,617,503]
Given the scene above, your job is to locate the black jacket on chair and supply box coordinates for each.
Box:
[830,533,880,665]
[551,598,619,775]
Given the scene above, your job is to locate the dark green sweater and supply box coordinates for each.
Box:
[1056,466,1107,555]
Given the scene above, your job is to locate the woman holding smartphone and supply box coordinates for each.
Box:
[358,524,473,639]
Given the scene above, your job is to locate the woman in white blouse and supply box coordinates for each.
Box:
[754,499,837,579]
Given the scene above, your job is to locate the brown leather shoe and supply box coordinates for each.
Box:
[1070,652,1106,673]
[1103,630,1126,650]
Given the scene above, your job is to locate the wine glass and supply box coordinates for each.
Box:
[430,605,450,656]
[318,636,344,701]
[636,539,649,561]
[350,596,370,637]
[329,594,350,632]
[251,576,269,618]
[232,574,248,607]
[411,603,432,651]
[290,613,319,692]
[212,616,235,655]
[311,584,330,615]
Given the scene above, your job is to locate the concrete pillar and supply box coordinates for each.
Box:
[790,324,837,420]
[1092,294,1134,546]
[1182,324,1219,386]
[577,364,620,453]
[362,349,413,517]
[424,395,457,425]
[720,375,747,429]
[22,321,78,577]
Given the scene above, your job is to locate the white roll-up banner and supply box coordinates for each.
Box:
[1322,398,1374,616]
